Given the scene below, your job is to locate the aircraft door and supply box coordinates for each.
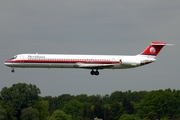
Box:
[20,55,24,65]
[112,58,115,64]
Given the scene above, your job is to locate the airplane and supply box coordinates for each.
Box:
[4,41,173,75]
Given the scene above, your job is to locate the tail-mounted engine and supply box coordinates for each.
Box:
[120,59,141,66]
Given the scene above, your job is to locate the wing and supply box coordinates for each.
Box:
[75,63,114,69]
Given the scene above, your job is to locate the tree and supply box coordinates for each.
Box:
[110,101,122,120]
[102,94,110,104]
[34,100,49,120]
[119,114,140,120]
[146,112,158,120]
[169,89,180,119]
[138,89,179,119]
[82,102,94,120]
[109,91,124,103]
[41,96,58,114]
[47,110,72,120]
[82,103,89,120]
[20,107,39,120]
[0,83,41,120]
[122,97,134,114]
[0,101,17,120]
[87,95,102,104]
[0,105,6,120]
[57,94,74,109]
[104,105,112,120]
[93,101,104,119]
[75,94,88,103]
[63,100,83,119]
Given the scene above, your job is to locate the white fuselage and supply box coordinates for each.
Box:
[4,41,171,75]
[4,54,155,69]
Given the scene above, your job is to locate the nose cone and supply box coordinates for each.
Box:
[4,60,9,66]
[4,60,13,67]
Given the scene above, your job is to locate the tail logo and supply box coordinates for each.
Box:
[140,42,172,57]
[150,47,156,53]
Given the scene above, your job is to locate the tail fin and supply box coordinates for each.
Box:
[138,41,173,58]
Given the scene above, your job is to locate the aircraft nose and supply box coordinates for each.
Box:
[4,60,12,66]
[4,60,9,65]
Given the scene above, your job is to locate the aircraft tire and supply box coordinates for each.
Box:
[90,70,95,75]
[95,71,99,76]
[11,69,15,73]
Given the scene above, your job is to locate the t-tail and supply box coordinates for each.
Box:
[137,41,173,58]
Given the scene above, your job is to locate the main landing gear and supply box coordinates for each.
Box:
[11,68,15,73]
[90,70,99,76]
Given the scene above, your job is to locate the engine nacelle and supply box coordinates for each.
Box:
[120,59,141,66]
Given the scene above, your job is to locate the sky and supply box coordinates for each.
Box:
[0,1,180,96]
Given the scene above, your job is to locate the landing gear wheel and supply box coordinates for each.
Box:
[95,71,99,76]
[90,70,99,76]
[90,70,95,75]
[11,68,15,73]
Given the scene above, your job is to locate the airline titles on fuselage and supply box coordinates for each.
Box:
[27,55,112,61]
[28,55,46,59]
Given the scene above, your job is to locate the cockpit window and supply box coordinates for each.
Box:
[10,56,17,60]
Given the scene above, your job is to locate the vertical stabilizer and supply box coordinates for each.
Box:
[138,42,172,58]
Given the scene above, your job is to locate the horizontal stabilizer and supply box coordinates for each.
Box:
[150,42,174,46]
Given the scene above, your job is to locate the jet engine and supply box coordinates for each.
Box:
[120,59,141,66]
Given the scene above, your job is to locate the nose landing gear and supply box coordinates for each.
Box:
[90,70,99,76]
[11,68,15,73]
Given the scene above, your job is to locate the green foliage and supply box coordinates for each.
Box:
[102,94,110,104]
[146,112,158,120]
[119,114,140,120]
[110,101,122,120]
[41,96,58,115]
[1,82,180,120]
[138,89,180,119]
[0,105,6,120]
[93,101,104,119]
[87,95,102,104]
[109,91,124,103]
[63,100,83,119]
[122,97,134,114]
[75,94,88,103]
[173,89,180,118]
[47,110,72,120]
[104,105,112,120]
[20,107,39,120]
[57,94,74,109]
[0,101,17,120]
[109,90,148,103]
[0,83,40,119]
[34,100,49,120]
[82,102,93,120]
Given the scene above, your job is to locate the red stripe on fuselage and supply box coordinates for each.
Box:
[7,60,120,64]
